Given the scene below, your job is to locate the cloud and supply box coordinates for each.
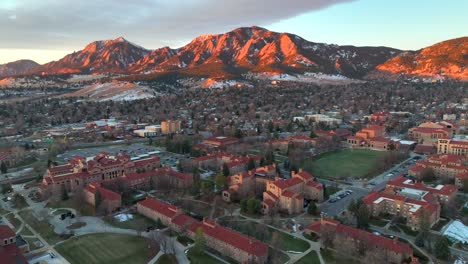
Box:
[0,0,353,52]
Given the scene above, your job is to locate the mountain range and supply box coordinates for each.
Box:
[1,27,467,80]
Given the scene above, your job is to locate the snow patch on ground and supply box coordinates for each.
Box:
[443,220,468,243]
[66,81,157,101]
[114,213,134,222]
[247,72,361,85]
[68,74,106,82]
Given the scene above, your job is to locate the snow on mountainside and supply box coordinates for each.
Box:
[369,37,468,80]
[65,81,157,101]
[7,26,467,82]
[130,26,400,79]
[36,37,149,75]
[0,60,39,77]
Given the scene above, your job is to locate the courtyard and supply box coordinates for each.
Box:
[304,149,387,179]
[55,233,153,264]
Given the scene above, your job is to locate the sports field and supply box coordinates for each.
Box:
[306,149,386,179]
[55,233,152,264]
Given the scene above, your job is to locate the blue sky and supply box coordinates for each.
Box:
[0,0,466,64]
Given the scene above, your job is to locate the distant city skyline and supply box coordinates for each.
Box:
[1,0,467,64]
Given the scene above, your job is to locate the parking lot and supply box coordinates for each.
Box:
[319,187,369,216]
[57,143,187,169]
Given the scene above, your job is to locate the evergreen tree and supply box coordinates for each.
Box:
[307,202,318,215]
[0,161,7,174]
[310,130,317,138]
[247,158,256,170]
[434,236,450,260]
[95,189,102,208]
[222,163,230,176]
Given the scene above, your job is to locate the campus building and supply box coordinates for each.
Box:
[222,164,278,202]
[437,138,468,156]
[83,182,122,212]
[40,152,161,196]
[261,169,324,215]
[305,217,417,264]
[194,136,240,151]
[137,198,268,263]
[362,191,440,230]
[408,154,468,180]
[0,225,29,264]
[384,175,457,204]
[161,120,182,134]
[408,121,459,145]
[193,152,261,175]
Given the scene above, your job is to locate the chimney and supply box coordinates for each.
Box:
[299,168,303,173]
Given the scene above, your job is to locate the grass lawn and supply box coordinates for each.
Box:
[296,250,320,264]
[105,214,157,231]
[176,235,194,246]
[19,226,34,236]
[397,224,418,237]
[186,249,224,264]
[24,237,44,251]
[320,249,361,264]
[305,149,387,179]
[46,199,95,216]
[156,254,177,264]
[0,206,10,216]
[369,218,389,227]
[269,247,290,264]
[55,233,153,264]
[5,213,22,231]
[325,186,341,198]
[304,233,319,242]
[18,209,64,244]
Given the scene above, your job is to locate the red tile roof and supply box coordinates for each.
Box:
[273,177,303,189]
[85,183,121,201]
[171,214,197,228]
[189,219,268,257]
[305,219,413,255]
[0,225,15,240]
[154,167,192,181]
[138,198,179,219]
[0,244,28,264]
[386,175,457,196]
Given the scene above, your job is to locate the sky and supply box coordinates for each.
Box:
[0,0,467,64]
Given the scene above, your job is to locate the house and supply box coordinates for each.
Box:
[304,217,415,264]
[0,225,29,264]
